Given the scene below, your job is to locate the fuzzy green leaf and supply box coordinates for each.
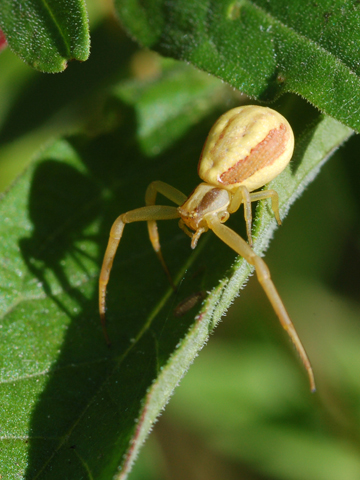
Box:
[0,0,90,72]
[115,0,360,132]
[0,72,352,479]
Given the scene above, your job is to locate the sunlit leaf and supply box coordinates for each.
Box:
[115,0,360,132]
[0,0,90,72]
[0,80,352,479]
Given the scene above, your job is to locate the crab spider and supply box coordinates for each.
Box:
[99,105,316,392]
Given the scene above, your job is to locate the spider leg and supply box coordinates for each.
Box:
[206,214,316,392]
[99,205,180,344]
[228,185,253,247]
[178,219,193,239]
[229,187,282,247]
[145,181,187,288]
[250,189,281,225]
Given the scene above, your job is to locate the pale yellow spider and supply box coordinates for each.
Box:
[99,105,316,392]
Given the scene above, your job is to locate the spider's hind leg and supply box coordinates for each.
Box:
[250,189,282,225]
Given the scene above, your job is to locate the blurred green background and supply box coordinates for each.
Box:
[1,2,360,479]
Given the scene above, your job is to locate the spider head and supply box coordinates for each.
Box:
[178,183,231,232]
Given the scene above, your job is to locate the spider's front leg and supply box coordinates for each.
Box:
[99,204,180,344]
[206,214,316,392]
[145,181,187,288]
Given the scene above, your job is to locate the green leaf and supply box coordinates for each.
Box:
[0,61,352,479]
[114,0,360,132]
[0,0,90,72]
[0,21,136,191]
[0,63,229,478]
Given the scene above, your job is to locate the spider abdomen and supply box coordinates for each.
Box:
[198,105,294,192]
